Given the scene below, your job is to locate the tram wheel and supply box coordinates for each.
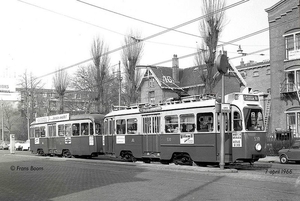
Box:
[280,155,288,164]
[143,158,151,163]
[37,150,44,156]
[62,150,72,158]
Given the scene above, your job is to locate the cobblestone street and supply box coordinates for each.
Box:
[1,151,300,201]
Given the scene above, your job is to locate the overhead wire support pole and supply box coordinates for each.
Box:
[216,52,229,170]
[119,61,121,109]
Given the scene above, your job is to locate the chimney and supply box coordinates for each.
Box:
[240,58,245,67]
[172,54,179,83]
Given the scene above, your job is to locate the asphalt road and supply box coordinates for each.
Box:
[1,150,300,201]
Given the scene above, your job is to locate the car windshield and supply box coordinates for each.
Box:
[291,141,300,149]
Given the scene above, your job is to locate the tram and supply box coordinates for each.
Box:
[29,113,104,157]
[104,91,267,165]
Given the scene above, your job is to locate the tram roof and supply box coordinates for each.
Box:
[106,98,216,117]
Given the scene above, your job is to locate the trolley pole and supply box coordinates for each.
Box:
[216,52,229,170]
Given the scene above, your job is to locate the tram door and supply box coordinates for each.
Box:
[142,114,160,157]
[104,118,115,154]
[48,124,56,154]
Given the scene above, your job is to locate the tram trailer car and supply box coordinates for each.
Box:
[104,92,266,165]
[30,113,104,157]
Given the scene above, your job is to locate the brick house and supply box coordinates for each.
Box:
[137,54,246,105]
[266,0,300,137]
[237,59,271,94]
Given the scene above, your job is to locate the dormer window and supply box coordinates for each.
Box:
[144,70,152,78]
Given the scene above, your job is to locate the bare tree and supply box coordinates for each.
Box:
[91,37,110,113]
[195,0,226,94]
[18,70,44,138]
[1,102,21,138]
[53,68,69,114]
[121,30,144,105]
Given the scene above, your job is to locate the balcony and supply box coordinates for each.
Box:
[280,81,300,102]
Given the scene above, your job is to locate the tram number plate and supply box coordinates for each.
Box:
[254,137,260,141]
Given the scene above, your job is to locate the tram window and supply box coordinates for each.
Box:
[244,108,264,131]
[48,125,56,137]
[30,128,34,138]
[233,112,242,131]
[72,123,80,136]
[217,113,231,132]
[116,119,126,134]
[153,116,160,133]
[165,115,178,133]
[34,127,40,137]
[65,124,72,137]
[197,113,213,132]
[58,125,65,136]
[95,123,101,134]
[81,123,89,135]
[104,120,108,134]
[109,119,114,134]
[40,126,46,137]
[127,118,137,134]
[180,114,195,132]
[90,123,94,135]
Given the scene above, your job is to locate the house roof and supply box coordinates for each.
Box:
[137,63,246,91]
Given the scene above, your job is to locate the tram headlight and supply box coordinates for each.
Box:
[255,143,262,152]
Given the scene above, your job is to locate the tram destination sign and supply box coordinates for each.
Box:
[243,95,258,101]
[36,113,70,123]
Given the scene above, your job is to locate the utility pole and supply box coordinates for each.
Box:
[1,101,4,141]
[118,61,121,109]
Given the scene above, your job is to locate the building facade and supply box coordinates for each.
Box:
[237,59,271,94]
[266,0,300,137]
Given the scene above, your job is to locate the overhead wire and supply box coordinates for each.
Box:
[18,0,293,79]
[32,0,249,78]
[17,0,125,37]
[151,16,299,66]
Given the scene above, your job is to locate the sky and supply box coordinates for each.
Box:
[0,0,279,89]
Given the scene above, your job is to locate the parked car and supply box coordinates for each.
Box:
[0,141,9,150]
[279,140,300,164]
[14,141,24,151]
[20,140,30,151]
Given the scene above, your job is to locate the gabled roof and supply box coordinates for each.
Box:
[137,63,246,91]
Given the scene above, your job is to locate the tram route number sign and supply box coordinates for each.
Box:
[34,138,40,145]
[232,132,242,147]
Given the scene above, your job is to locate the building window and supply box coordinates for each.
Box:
[240,71,246,79]
[285,32,300,60]
[148,91,155,104]
[253,71,259,77]
[149,78,155,88]
[286,113,296,137]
